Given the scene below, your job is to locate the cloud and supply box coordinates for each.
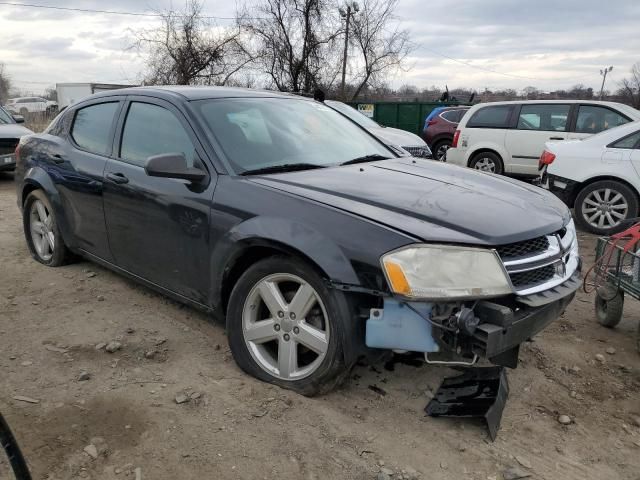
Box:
[0,0,638,93]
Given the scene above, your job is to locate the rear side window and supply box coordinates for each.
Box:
[516,104,570,131]
[71,102,119,155]
[466,105,512,128]
[611,131,640,149]
[441,110,462,122]
[575,105,630,134]
[120,102,197,167]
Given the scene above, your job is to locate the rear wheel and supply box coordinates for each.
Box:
[226,256,351,396]
[574,180,638,235]
[23,190,72,266]
[469,151,503,174]
[432,139,451,161]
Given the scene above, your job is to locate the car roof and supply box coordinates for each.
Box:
[89,86,303,102]
[468,99,636,109]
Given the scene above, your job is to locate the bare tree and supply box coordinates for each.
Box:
[347,0,412,100]
[0,63,11,104]
[133,0,253,86]
[240,0,342,93]
[617,62,640,109]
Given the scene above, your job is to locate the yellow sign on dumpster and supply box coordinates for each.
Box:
[357,104,375,118]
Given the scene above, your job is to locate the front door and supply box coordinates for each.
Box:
[103,97,217,305]
[504,103,570,175]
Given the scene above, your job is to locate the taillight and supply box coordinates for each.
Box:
[427,119,437,126]
[452,130,461,148]
[539,150,556,169]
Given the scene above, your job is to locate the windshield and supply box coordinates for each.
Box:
[0,106,13,124]
[195,97,391,174]
[325,100,380,129]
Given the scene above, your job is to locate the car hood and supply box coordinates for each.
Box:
[368,126,427,147]
[0,124,33,137]
[250,158,570,245]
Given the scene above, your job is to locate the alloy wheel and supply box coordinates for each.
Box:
[435,144,449,160]
[242,273,330,381]
[29,199,55,261]
[473,157,496,172]
[581,188,628,230]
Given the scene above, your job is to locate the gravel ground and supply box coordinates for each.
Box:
[1,172,639,480]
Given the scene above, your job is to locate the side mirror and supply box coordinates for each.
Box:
[145,153,207,183]
[12,114,24,124]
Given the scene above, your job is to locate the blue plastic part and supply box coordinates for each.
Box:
[365,299,440,352]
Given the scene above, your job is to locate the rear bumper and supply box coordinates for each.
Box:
[546,173,581,207]
[444,147,465,166]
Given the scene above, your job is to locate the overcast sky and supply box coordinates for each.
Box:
[1,0,639,94]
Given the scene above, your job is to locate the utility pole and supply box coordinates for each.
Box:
[340,2,359,100]
[599,66,613,100]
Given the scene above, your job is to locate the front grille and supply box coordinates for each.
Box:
[0,138,19,156]
[497,236,549,260]
[403,146,431,158]
[509,265,556,288]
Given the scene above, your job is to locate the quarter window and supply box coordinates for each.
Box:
[466,106,512,128]
[120,102,197,168]
[611,131,640,149]
[441,110,460,122]
[71,102,119,155]
[516,104,570,131]
[575,105,630,134]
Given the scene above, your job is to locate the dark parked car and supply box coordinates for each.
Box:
[15,87,579,396]
[0,106,32,172]
[422,106,469,160]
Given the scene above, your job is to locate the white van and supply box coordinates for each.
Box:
[446,100,640,176]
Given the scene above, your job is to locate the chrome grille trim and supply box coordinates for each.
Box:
[498,219,580,296]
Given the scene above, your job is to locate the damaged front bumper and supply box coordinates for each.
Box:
[365,271,580,367]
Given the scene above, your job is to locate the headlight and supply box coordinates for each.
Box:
[381,245,513,300]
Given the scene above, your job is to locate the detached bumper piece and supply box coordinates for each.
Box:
[425,367,509,441]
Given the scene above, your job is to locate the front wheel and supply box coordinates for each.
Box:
[226,256,351,396]
[595,286,624,328]
[574,180,638,235]
[469,151,503,174]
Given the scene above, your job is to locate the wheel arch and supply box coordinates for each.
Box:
[574,175,640,209]
[467,148,504,168]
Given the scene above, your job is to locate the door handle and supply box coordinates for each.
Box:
[106,172,129,184]
[549,137,564,140]
[51,154,65,164]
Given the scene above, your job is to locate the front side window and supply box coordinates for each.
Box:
[196,98,391,174]
[516,104,570,131]
[120,102,197,167]
[71,102,119,155]
[575,105,630,134]
[466,105,512,128]
[611,131,640,149]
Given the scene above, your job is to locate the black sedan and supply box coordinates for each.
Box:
[15,87,580,395]
[0,105,32,172]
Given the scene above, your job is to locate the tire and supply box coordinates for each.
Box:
[23,190,72,267]
[226,256,351,396]
[469,151,504,174]
[19,108,28,116]
[595,286,624,328]
[574,180,639,235]
[432,139,451,161]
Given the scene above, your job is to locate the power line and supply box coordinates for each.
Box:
[0,1,263,20]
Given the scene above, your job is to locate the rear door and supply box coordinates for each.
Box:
[568,104,632,140]
[504,103,570,175]
[103,96,216,304]
[55,98,124,261]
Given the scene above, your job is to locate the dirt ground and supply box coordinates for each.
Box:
[0,172,639,480]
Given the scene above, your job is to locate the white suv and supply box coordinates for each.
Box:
[446,100,640,176]
[6,97,58,115]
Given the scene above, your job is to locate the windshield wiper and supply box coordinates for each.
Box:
[240,163,327,176]
[340,154,390,166]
